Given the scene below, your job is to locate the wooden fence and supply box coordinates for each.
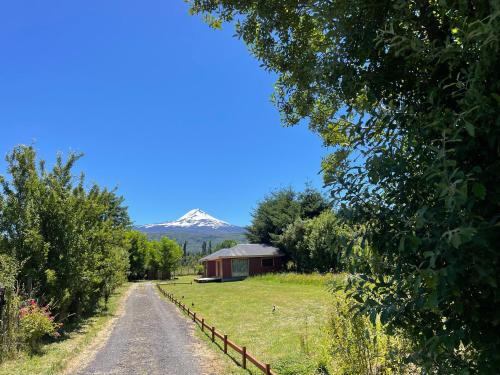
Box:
[156,284,276,375]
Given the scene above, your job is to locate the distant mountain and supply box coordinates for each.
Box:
[135,209,247,253]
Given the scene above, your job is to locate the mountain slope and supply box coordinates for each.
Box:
[135,209,247,253]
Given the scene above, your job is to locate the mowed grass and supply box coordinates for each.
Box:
[158,273,344,375]
[0,283,132,375]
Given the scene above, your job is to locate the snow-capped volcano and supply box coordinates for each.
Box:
[135,209,247,253]
[136,209,245,234]
[143,209,232,229]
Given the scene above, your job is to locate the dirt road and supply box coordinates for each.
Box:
[76,283,216,375]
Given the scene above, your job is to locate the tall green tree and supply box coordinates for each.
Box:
[201,241,207,255]
[278,211,350,273]
[189,1,500,372]
[158,237,183,279]
[298,187,330,219]
[246,188,300,244]
[246,187,328,244]
[0,146,131,319]
[125,231,149,280]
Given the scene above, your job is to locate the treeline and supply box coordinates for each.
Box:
[198,239,237,255]
[126,231,182,280]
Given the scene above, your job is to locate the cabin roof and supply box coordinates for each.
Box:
[199,244,284,262]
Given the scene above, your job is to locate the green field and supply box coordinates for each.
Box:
[158,274,344,375]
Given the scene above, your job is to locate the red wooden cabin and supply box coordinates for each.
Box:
[199,244,284,281]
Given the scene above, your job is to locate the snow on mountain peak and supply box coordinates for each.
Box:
[179,208,217,221]
[142,209,232,229]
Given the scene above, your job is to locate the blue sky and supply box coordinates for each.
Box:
[0,1,329,226]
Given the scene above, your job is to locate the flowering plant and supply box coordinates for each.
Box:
[19,299,62,352]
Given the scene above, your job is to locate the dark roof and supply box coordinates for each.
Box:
[199,244,283,262]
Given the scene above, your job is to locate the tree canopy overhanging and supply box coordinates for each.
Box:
[189,1,500,372]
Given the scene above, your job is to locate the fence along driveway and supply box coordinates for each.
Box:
[157,284,276,375]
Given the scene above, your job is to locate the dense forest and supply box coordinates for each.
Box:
[190,1,500,373]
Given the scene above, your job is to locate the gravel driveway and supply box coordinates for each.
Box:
[77,282,214,375]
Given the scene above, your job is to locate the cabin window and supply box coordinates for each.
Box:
[261,258,274,267]
[231,259,249,277]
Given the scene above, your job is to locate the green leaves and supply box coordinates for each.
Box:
[189,1,500,372]
[471,182,486,200]
[443,227,477,249]
[246,187,328,245]
[0,146,131,320]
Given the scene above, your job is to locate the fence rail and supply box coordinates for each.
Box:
[156,284,276,375]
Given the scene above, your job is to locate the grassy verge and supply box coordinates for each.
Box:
[158,273,344,375]
[0,283,132,375]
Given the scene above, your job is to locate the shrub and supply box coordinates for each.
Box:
[195,264,204,275]
[328,292,412,374]
[19,300,61,353]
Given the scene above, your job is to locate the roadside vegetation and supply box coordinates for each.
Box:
[0,145,131,362]
[0,283,131,375]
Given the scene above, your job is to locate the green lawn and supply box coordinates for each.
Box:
[0,283,132,375]
[158,274,343,375]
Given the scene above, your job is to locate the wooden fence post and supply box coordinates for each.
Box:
[164,285,273,375]
[242,346,246,369]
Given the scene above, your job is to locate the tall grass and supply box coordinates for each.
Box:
[327,292,414,374]
[249,272,346,287]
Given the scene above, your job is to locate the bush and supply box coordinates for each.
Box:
[19,300,61,353]
[328,292,412,374]
[195,264,204,275]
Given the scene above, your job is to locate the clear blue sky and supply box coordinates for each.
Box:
[0,1,329,226]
